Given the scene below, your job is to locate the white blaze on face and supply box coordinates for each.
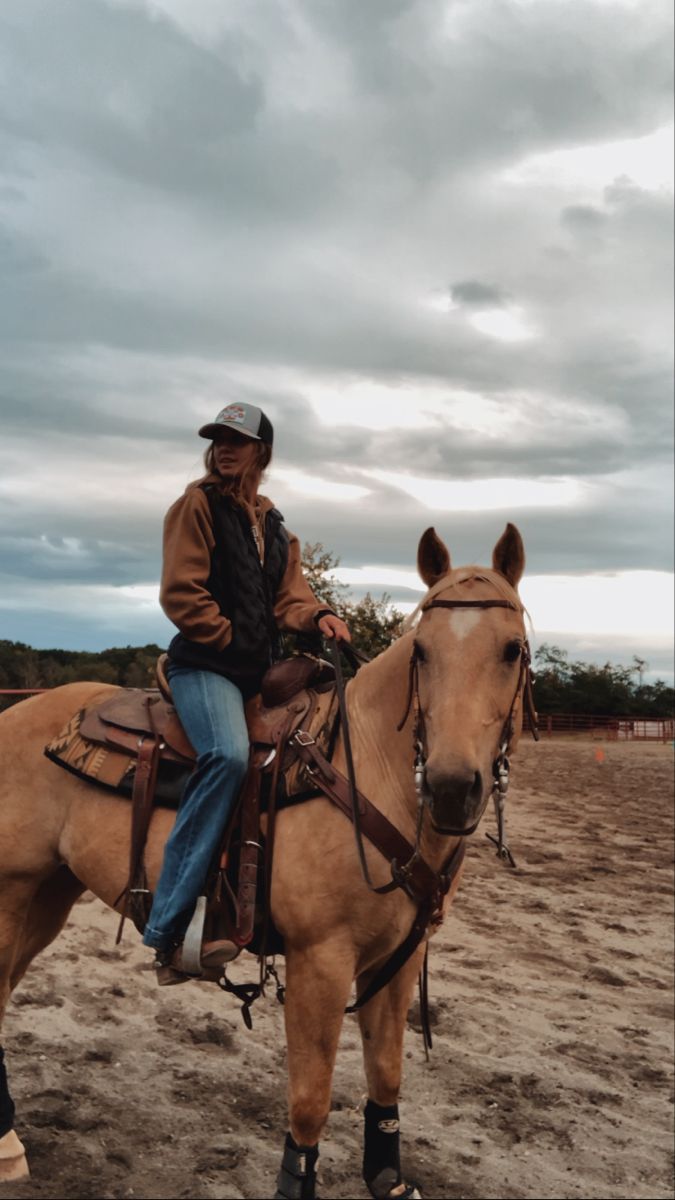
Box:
[447,610,483,641]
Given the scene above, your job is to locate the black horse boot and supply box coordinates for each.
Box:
[274,1132,319,1199]
[363,1100,420,1199]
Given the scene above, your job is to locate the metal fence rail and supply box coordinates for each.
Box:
[526,712,674,742]
[1,691,673,741]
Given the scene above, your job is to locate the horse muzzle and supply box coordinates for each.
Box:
[424,762,487,836]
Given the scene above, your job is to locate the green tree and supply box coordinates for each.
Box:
[124,650,160,688]
[300,541,404,662]
[632,655,648,688]
[533,642,674,716]
[300,542,351,613]
[346,592,404,660]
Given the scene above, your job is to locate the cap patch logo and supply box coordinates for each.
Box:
[218,404,246,425]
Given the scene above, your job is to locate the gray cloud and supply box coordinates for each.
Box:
[561,205,608,233]
[450,281,510,308]
[0,0,672,663]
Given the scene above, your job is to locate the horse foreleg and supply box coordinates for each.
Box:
[276,942,354,1200]
[357,950,423,1200]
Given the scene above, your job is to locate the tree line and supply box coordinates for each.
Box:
[0,542,672,717]
[530,643,673,718]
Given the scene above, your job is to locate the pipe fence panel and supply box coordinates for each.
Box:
[1,691,673,741]
[525,712,674,742]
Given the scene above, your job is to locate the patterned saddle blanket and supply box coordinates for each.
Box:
[44,660,338,809]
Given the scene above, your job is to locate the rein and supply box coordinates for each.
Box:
[332,641,411,898]
[285,638,466,1026]
[326,638,466,905]
[290,595,539,1014]
[222,591,539,1032]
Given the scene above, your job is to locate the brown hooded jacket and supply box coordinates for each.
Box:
[160,475,331,655]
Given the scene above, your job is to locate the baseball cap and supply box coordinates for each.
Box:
[198,402,274,447]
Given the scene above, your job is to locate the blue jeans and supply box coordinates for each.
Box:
[142,668,249,952]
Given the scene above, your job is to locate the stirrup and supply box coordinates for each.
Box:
[181,895,208,975]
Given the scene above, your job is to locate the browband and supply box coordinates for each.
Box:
[423,599,518,612]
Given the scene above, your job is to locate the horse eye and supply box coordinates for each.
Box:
[504,640,522,663]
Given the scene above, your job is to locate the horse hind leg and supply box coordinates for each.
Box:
[0,866,85,1181]
[357,952,424,1200]
[9,865,85,991]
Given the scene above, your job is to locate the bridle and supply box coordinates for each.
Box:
[396,596,539,865]
[324,590,539,903]
[269,599,539,1035]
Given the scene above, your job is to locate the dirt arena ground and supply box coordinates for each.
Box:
[2,738,673,1200]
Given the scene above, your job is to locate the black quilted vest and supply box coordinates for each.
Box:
[167,486,290,697]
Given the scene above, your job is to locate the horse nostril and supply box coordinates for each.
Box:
[425,763,481,807]
[424,762,487,834]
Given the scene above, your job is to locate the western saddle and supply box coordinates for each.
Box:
[75,652,337,951]
[53,648,467,1026]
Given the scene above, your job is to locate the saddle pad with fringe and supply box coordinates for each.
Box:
[43,688,339,812]
[44,709,190,808]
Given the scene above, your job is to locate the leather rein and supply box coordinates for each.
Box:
[285,600,538,1019]
[220,593,539,1034]
[288,641,465,1020]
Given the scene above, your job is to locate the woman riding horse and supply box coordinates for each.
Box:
[145,401,351,983]
[0,493,531,1196]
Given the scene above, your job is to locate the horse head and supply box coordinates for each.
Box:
[410,522,529,837]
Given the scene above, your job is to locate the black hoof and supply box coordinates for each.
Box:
[367,1166,422,1198]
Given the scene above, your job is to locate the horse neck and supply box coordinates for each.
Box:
[346,633,456,870]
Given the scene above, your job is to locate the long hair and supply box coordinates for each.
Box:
[202,440,272,503]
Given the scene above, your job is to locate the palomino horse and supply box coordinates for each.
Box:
[0,525,530,1199]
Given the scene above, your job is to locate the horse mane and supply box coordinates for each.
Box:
[401,566,524,633]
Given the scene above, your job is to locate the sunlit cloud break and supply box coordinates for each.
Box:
[503,124,674,192]
[330,567,674,642]
[365,472,587,512]
[271,467,371,504]
[468,307,537,343]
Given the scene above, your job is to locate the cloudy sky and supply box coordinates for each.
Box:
[1,0,673,681]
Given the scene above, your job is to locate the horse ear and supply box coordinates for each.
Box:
[492,523,525,588]
[418,527,451,588]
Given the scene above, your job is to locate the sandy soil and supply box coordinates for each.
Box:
[2,739,673,1200]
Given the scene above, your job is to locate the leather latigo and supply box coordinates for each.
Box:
[233,761,263,947]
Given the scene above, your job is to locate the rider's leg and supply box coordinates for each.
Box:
[142,667,249,953]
